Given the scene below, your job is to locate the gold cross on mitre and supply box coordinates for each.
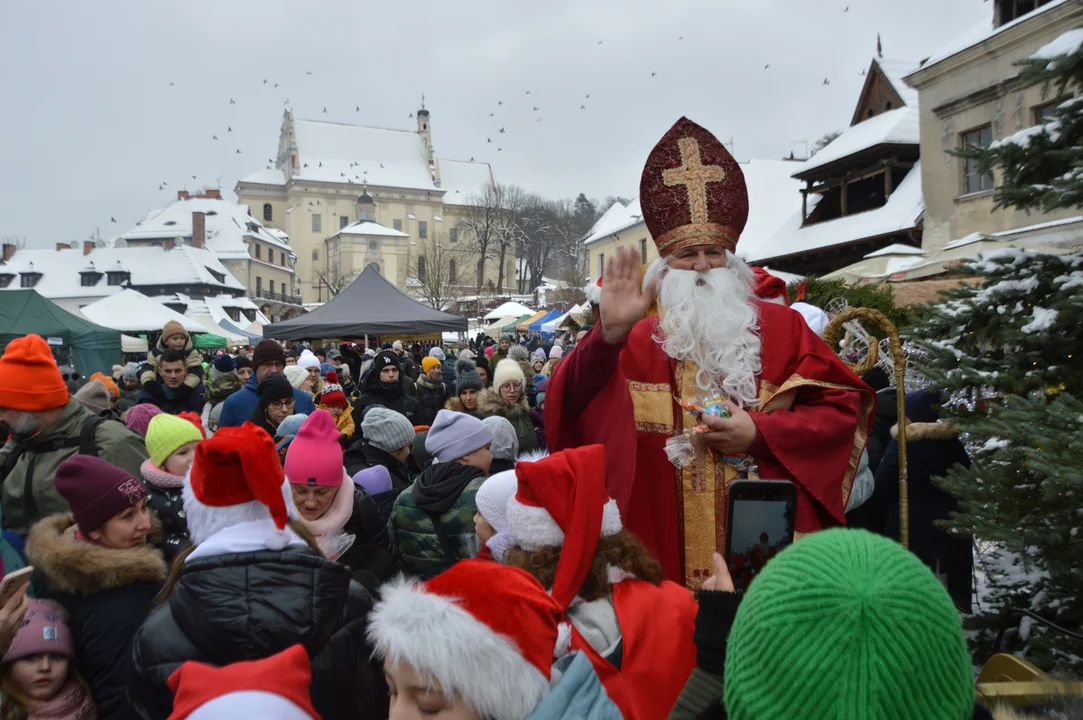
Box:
[662,137,725,224]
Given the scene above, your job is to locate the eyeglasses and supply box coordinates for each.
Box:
[501,382,522,391]
[268,399,296,411]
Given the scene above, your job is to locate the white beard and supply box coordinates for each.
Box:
[654,254,762,408]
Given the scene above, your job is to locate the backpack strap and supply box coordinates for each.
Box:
[78,415,106,458]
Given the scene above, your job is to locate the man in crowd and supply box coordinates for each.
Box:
[491,334,513,367]
[546,117,873,588]
[218,339,315,427]
[0,334,149,536]
[391,341,417,381]
[136,350,206,415]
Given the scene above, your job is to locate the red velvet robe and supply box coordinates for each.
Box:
[546,301,874,587]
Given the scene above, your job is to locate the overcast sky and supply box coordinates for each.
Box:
[0,0,988,248]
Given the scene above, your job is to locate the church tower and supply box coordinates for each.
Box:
[417,101,439,186]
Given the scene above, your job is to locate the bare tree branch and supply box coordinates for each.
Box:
[405,230,466,310]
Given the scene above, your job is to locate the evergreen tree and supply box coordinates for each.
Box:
[907,247,1083,672]
[957,29,1083,213]
[913,28,1083,672]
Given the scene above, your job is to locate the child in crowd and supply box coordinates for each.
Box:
[0,598,96,719]
[473,469,517,562]
[139,320,204,390]
[141,413,203,562]
[273,413,309,462]
[388,410,493,579]
[316,372,354,444]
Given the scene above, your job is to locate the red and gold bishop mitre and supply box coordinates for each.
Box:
[640,117,749,258]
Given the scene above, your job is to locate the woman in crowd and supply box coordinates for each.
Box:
[477,359,540,453]
[0,598,96,719]
[247,374,296,438]
[542,345,563,378]
[27,456,168,719]
[129,423,386,720]
[369,560,621,720]
[444,359,485,417]
[474,355,491,387]
[285,411,397,592]
[297,350,324,396]
[141,413,202,563]
[503,445,697,720]
[283,364,313,396]
[415,357,451,426]
[352,351,420,427]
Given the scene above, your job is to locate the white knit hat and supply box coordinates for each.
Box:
[297,350,320,370]
[492,358,525,392]
[475,470,518,533]
[283,365,308,389]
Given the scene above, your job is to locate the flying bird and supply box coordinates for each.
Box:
[498,148,502,152]
[597,40,603,45]
[489,113,494,117]
[525,90,530,94]
[319,161,322,167]
[532,106,538,111]
[263,79,268,84]
[158,184,163,190]
[843,5,849,11]
[228,126,232,132]
[191,175,197,179]
[499,127,505,133]
[169,82,175,86]
[162,181,167,186]
[323,107,328,113]
[651,72,656,77]
[679,36,683,40]
[274,83,279,88]
[110,217,116,222]
[469,156,474,161]
[487,138,492,143]
[229,98,236,104]
[306,70,313,75]
[581,105,586,109]
[236,149,242,154]
[409,112,414,118]
[356,105,360,111]
[764,64,770,70]
[585,94,590,99]
[498,100,503,105]
[380,163,385,168]
[823,78,830,85]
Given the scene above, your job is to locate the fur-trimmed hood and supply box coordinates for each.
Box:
[477,387,530,419]
[890,420,960,442]
[26,513,168,596]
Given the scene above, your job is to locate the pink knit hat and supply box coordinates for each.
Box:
[126,403,163,436]
[284,410,344,487]
[2,598,73,663]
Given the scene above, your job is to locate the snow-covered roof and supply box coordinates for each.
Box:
[239,168,287,185]
[876,58,921,107]
[290,119,435,190]
[754,161,924,264]
[484,301,535,320]
[335,220,410,238]
[0,245,245,300]
[797,107,919,177]
[1032,27,1083,61]
[864,243,928,258]
[116,196,292,259]
[735,160,808,263]
[155,292,271,326]
[80,289,209,334]
[439,159,496,206]
[915,0,1071,75]
[584,198,644,247]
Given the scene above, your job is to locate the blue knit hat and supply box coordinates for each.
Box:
[319,362,335,378]
[213,355,236,374]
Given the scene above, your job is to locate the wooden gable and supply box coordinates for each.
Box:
[850,59,908,127]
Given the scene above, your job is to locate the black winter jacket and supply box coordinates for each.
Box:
[129,546,387,720]
[352,385,420,430]
[414,376,450,426]
[26,514,168,720]
[339,485,400,593]
[136,381,206,415]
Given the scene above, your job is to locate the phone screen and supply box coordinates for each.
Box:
[726,495,795,593]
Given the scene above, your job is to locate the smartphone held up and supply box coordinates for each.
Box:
[724,481,797,593]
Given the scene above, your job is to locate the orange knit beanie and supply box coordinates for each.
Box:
[90,372,120,399]
[0,334,70,411]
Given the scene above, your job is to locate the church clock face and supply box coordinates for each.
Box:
[368,240,380,251]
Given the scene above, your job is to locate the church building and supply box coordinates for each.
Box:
[235,105,506,304]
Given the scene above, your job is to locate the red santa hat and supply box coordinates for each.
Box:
[505,444,622,609]
[752,267,790,306]
[368,560,571,720]
[319,371,348,408]
[183,422,291,548]
[167,644,320,719]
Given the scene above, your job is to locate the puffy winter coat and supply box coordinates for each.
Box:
[337,485,399,593]
[0,399,149,536]
[140,460,189,563]
[218,375,316,428]
[136,381,207,415]
[413,375,450,426]
[26,513,167,720]
[129,545,387,720]
[477,388,540,453]
[388,462,485,580]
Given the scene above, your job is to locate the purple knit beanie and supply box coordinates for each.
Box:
[54,455,148,533]
[352,465,393,496]
[2,598,73,663]
[126,403,162,436]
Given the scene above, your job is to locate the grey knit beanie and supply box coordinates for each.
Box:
[276,413,309,438]
[482,416,519,461]
[361,406,416,453]
[428,410,493,463]
[121,362,141,383]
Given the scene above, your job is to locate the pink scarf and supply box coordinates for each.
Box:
[292,477,355,560]
[27,679,96,720]
[140,458,185,489]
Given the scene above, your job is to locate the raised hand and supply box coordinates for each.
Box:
[600,246,657,344]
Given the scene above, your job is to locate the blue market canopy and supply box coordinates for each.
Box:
[529,308,563,333]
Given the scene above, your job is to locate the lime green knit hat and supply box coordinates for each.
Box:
[146,413,202,468]
[725,528,974,720]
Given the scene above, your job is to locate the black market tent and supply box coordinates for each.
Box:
[264,264,468,339]
[0,290,122,375]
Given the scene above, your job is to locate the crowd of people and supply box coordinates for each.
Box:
[0,110,1070,720]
